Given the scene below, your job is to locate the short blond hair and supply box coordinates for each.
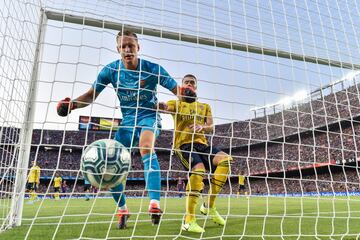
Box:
[116,30,138,42]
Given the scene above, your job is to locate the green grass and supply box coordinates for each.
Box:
[1,196,360,239]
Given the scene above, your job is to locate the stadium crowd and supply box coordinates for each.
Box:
[212,85,358,142]
[26,118,360,179]
[32,168,359,196]
[1,82,360,195]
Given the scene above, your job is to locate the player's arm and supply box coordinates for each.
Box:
[35,168,41,183]
[57,88,100,117]
[157,100,176,113]
[156,66,180,112]
[27,169,31,182]
[57,66,110,117]
[172,85,180,96]
[36,168,41,187]
[189,104,214,134]
[158,66,179,97]
[74,88,100,108]
[200,113,214,134]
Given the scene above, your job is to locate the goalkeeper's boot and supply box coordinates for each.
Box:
[181,219,205,233]
[200,204,225,226]
[116,208,130,229]
[148,203,163,225]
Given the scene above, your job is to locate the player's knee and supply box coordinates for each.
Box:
[139,142,154,156]
[191,162,205,171]
[214,153,232,168]
[139,130,156,156]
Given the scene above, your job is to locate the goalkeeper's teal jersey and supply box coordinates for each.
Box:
[93,59,177,127]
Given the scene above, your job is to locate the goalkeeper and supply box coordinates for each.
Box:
[160,74,232,233]
[56,30,178,229]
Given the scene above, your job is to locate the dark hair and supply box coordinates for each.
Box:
[116,30,138,42]
[182,74,197,82]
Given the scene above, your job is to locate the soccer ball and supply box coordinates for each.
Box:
[81,139,131,189]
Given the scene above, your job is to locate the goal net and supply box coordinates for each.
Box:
[0,0,43,232]
[1,0,360,239]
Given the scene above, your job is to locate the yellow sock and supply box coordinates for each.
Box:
[185,169,205,224]
[208,157,232,208]
[55,192,60,200]
[30,191,37,201]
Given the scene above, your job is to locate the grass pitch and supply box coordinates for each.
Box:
[1,196,360,239]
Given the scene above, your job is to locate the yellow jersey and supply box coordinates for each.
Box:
[28,165,41,183]
[54,176,62,188]
[238,175,245,185]
[167,100,212,149]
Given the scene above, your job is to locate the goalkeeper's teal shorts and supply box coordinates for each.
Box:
[114,117,161,148]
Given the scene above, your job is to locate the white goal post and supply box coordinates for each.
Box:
[45,10,360,70]
[8,8,46,228]
[1,0,44,231]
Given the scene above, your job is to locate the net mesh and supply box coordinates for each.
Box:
[1,0,360,239]
[0,0,41,232]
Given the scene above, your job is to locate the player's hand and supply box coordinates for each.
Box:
[180,86,196,103]
[189,124,203,132]
[157,102,168,112]
[57,97,76,117]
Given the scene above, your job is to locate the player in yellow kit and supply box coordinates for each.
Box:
[53,172,62,200]
[237,172,248,197]
[160,74,232,233]
[26,161,41,203]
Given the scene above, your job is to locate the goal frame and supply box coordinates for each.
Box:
[5,7,360,231]
[45,10,360,70]
[7,9,47,229]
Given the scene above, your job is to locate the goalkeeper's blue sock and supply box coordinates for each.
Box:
[110,183,126,207]
[142,153,161,201]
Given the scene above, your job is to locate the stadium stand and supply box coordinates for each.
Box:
[1,83,360,195]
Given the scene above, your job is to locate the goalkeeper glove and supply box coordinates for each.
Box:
[180,86,197,103]
[57,97,76,116]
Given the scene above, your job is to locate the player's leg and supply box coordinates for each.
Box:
[110,183,130,229]
[178,187,183,198]
[241,185,249,197]
[139,126,162,224]
[26,183,34,204]
[200,148,232,226]
[111,127,133,229]
[30,183,38,201]
[54,188,60,200]
[176,145,205,233]
[84,185,90,201]
[209,151,232,208]
[30,191,37,201]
